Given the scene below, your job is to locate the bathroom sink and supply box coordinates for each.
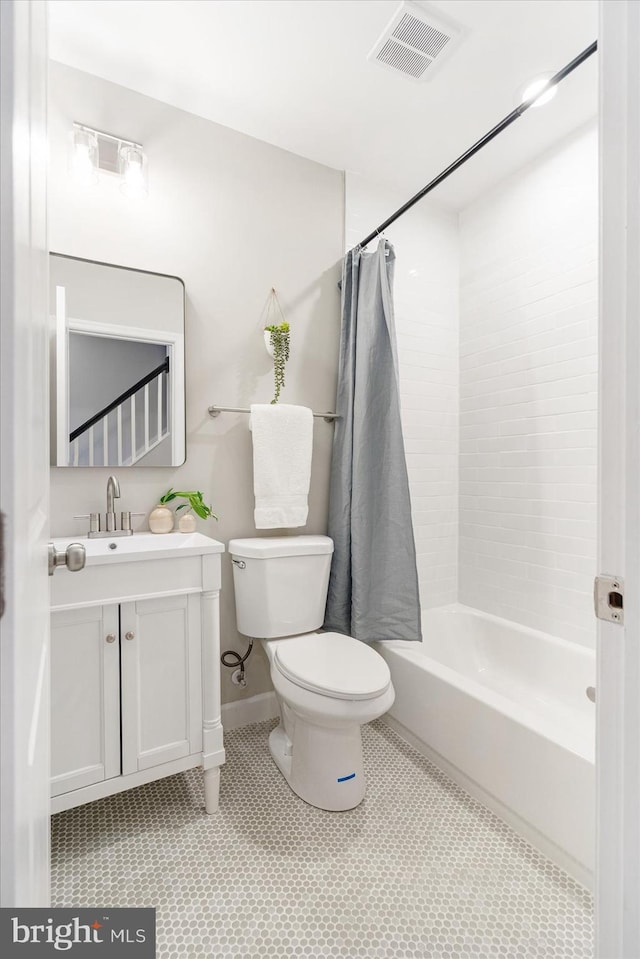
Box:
[53,531,224,567]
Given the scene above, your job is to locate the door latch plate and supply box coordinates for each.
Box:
[594,574,624,624]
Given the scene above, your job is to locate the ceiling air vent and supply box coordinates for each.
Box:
[369,2,462,82]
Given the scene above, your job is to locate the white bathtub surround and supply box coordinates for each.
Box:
[345,127,597,652]
[51,719,593,959]
[458,123,598,649]
[377,604,595,889]
[249,404,313,529]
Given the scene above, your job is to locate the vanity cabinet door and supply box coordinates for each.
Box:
[120,594,202,775]
[50,605,121,797]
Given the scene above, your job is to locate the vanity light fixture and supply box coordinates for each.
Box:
[69,125,99,186]
[521,74,558,108]
[118,143,148,198]
[70,123,148,197]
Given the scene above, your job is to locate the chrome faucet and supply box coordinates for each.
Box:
[106,475,121,531]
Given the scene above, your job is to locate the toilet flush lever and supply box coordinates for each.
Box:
[232,559,246,569]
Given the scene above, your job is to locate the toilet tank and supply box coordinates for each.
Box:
[228,536,334,638]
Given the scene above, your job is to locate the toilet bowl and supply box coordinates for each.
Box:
[265,632,394,810]
[228,536,395,811]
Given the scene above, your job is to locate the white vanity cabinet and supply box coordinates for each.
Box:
[50,533,225,815]
[120,594,202,775]
[51,604,121,795]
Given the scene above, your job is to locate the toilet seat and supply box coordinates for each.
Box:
[273,632,391,701]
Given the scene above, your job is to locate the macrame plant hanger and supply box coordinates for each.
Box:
[261,288,290,403]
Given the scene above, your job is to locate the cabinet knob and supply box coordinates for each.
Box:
[125,631,135,641]
[105,633,116,644]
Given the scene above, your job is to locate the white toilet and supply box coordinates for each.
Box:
[228,535,395,811]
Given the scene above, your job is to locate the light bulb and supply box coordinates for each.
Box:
[69,128,99,186]
[521,75,557,108]
[119,145,148,198]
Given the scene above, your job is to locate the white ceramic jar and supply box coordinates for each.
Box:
[149,504,174,534]
[178,512,197,533]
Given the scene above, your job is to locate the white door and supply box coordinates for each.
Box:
[50,606,121,797]
[597,1,640,956]
[0,0,50,907]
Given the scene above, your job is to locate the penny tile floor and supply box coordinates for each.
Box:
[51,719,593,958]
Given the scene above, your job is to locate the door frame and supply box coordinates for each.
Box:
[596,0,640,955]
[0,0,50,907]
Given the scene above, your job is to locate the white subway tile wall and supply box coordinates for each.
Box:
[458,124,598,648]
[345,174,460,609]
[345,124,597,646]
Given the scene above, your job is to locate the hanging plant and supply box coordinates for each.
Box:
[262,288,291,404]
[264,321,290,404]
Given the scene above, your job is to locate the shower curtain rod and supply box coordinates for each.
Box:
[356,40,598,250]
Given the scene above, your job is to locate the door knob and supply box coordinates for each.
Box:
[48,542,86,576]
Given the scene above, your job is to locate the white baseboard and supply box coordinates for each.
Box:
[380,714,593,893]
[221,692,279,731]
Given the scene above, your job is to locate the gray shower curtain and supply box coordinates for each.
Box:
[324,239,422,643]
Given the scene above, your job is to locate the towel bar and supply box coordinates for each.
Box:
[208,405,338,424]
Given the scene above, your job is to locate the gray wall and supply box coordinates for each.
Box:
[49,62,344,704]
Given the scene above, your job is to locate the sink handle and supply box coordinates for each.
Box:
[48,542,86,577]
[74,513,100,533]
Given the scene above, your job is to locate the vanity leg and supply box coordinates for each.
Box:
[203,766,220,814]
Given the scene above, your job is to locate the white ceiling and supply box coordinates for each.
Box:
[48,0,598,210]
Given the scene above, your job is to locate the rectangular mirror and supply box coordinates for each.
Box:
[50,253,186,467]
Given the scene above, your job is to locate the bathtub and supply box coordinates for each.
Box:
[375,605,595,889]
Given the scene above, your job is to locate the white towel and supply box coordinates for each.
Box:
[249,404,313,529]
